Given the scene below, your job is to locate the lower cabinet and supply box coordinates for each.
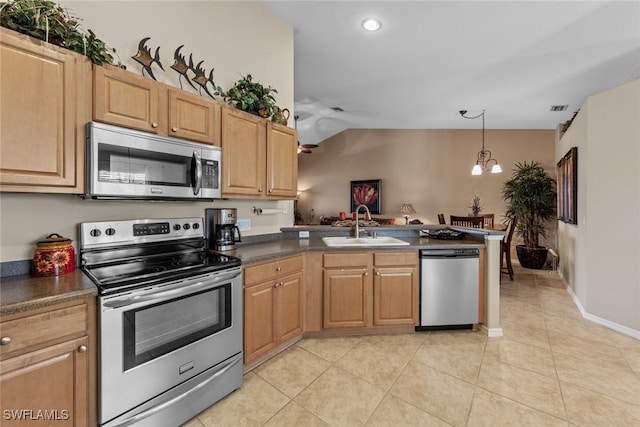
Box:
[322,251,418,330]
[243,255,304,366]
[0,297,96,426]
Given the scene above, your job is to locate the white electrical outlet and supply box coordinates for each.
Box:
[237,219,251,231]
[299,231,310,239]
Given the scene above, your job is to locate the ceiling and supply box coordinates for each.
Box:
[262,1,640,145]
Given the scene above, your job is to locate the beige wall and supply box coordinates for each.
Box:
[298,128,555,229]
[0,1,294,262]
[557,79,640,334]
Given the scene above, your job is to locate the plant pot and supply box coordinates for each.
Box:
[515,245,548,269]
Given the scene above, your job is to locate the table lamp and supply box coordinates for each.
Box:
[400,202,416,224]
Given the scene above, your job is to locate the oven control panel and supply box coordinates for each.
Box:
[79,218,204,249]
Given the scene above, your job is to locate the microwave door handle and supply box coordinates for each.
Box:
[192,150,202,195]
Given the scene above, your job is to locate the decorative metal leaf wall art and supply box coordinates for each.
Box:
[131,37,164,80]
[168,45,216,98]
[170,46,197,91]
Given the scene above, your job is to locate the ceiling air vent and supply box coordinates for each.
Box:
[550,105,568,112]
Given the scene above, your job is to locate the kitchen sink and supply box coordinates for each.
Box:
[322,236,410,247]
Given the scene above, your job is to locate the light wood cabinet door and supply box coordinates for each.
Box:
[275,272,303,343]
[0,336,88,427]
[93,64,164,134]
[168,88,221,145]
[266,122,298,198]
[0,28,89,192]
[373,266,418,326]
[221,107,266,197]
[244,281,276,364]
[323,268,370,328]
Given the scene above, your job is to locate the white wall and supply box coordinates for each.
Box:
[0,1,294,262]
[557,79,640,334]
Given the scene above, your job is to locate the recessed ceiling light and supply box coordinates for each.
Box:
[362,18,381,32]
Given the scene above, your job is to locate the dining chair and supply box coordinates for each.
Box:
[482,213,494,229]
[450,215,484,228]
[437,213,446,224]
[501,217,516,280]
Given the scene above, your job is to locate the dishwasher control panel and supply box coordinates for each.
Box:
[420,248,479,258]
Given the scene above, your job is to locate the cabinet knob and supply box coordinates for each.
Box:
[151,122,158,128]
[258,188,263,193]
[268,189,273,193]
[0,336,11,345]
[78,345,87,353]
[171,127,178,132]
[276,267,281,272]
[363,271,368,276]
[376,271,380,276]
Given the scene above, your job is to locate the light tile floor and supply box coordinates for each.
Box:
[184,264,640,426]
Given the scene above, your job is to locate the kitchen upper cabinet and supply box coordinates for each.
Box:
[0,297,96,426]
[0,28,91,193]
[168,88,220,145]
[93,64,220,145]
[221,107,266,196]
[266,122,298,198]
[243,255,304,366]
[221,106,297,199]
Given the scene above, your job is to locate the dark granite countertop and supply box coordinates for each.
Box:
[0,270,97,317]
[228,235,485,265]
[1,225,497,315]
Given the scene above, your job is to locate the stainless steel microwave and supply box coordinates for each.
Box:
[84,122,221,200]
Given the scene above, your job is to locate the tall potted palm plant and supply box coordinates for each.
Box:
[501,161,556,269]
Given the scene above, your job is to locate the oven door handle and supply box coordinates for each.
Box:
[103,270,241,309]
[108,352,242,427]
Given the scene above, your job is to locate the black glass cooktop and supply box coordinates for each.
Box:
[81,238,241,294]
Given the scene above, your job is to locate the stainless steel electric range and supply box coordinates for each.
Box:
[79,218,243,427]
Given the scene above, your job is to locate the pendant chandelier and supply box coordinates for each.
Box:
[459,110,502,175]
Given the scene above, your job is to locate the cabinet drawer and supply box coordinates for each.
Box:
[323,253,370,268]
[244,255,304,286]
[0,304,87,357]
[374,252,417,267]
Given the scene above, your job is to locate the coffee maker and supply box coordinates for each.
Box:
[205,208,241,251]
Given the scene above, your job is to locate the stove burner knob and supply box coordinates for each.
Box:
[173,224,181,231]
[90,228,101,237]
[192,223,200,230]
[105,228,116,236]
[183,223,191,230]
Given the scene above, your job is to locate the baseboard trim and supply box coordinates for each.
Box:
[562,275,640,340]
[479,324,503,337]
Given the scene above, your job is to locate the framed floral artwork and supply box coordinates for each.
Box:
[350,179,381,214]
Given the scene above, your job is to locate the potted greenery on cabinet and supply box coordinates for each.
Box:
[0,0,114,65]
[501,161,556,269]
[215,74,279,120]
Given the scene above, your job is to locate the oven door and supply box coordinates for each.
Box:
[86,122,221,200]
[98,267,242,425]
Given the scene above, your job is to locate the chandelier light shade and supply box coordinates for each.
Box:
[460,109,502,175]
[400,202,416,224]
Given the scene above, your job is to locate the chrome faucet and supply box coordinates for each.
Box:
[353,204,371,238]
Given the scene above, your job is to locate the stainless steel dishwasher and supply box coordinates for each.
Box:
[418,248,480,329]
